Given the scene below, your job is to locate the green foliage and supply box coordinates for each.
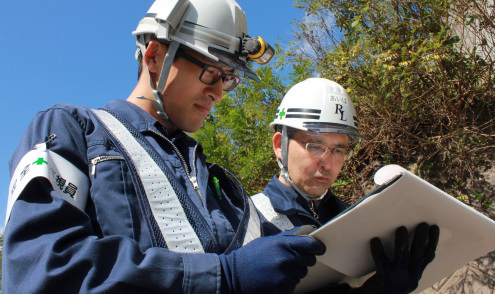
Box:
[193,49,311,194]
[195,0,495,213]
[287,0,495,206]
[473,190,494,210]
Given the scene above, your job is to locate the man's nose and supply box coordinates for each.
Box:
[318,153,335,170]
[208,80,224,103]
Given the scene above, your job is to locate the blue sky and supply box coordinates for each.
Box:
[0,1,304,230]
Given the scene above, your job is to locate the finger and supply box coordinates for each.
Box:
[287,235,326,256]
[291,225,317,236]
[370,237,386,260]
[410,222,429,267]
[370,237,387,275]
[289,225,326,255]
[423,225,440,265]
[394,226,409,265]
[299,235,326,255]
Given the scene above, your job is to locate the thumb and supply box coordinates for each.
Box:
[288,225,326,255]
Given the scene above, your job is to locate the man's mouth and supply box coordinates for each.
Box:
[195,104,212,116]
[314,173,331,182]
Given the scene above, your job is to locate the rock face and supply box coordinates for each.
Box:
[421,160,495,294]
[420,250,495,294]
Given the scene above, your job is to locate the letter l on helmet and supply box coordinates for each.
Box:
[272,78,365,201]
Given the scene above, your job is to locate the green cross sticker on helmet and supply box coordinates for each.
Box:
[33,157,48,166]
[273,78,366,202]
[271,78,365,140]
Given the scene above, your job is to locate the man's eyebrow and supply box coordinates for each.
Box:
[213,61,236,73]
[199,55,235,73]
[309,138,349,148]
[223,67,236,74]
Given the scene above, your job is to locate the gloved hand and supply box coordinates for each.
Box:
[219,226,325,294]
[350,222,440,294]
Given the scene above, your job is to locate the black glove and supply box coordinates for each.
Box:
[219,226,325,294]
[350,222,440,294]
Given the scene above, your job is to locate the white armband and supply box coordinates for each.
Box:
[6,143,89,225]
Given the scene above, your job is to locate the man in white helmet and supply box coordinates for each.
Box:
[252,78,440,293]
[3,1,324,293]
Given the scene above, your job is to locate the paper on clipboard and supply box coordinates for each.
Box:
[295,164,495,293]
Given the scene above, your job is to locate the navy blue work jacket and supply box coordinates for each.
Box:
[3,99,263,294]
[259,175,350,231]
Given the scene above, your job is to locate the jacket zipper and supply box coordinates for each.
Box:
[148,131,222,251]
[296,210,323,227]
[149,130,204,207]
[90,155,125,176]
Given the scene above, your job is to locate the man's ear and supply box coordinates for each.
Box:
[273,132,283,160]
[143,40,167,74]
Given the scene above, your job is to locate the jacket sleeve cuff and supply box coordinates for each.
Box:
[181,252,221,294]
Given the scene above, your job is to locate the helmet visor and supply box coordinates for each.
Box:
[209,47,259,82]
[303,122,365,139]
[176,21,261,82]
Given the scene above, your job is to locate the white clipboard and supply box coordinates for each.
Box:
[296,164,495,293]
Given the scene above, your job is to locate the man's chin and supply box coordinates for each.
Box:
[305,188,329,198]
[180,122,204,133]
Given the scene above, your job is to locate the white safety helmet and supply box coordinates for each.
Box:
[273,78,364,202]
[132,0,274,127]
[271,78,363,138]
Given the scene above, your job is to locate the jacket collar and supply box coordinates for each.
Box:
[262,175,348,221]
[104,99,192,143]
[262,175,312,216]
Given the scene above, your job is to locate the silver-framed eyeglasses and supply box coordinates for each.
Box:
[297,140,353,161]
[176,50,241,92]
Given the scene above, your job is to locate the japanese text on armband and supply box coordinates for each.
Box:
[6,143,89,225]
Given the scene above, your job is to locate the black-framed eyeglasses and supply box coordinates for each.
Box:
[176,50,241,92]
[296,140,353,161]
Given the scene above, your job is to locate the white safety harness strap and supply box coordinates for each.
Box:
[243,197,261,245]
[7,108,262,251]
[92,109,205,253]
[251,193,295,231]
[6,142,90,225]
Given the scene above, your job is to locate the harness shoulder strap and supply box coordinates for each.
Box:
[243,197,261,244]
[251,193,295,231]
[92,109,205,253]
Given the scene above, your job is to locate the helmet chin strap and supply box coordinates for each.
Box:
[279,125,327,202]
[137,40,181,129]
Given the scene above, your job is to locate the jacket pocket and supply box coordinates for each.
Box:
[90,155,125,176]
